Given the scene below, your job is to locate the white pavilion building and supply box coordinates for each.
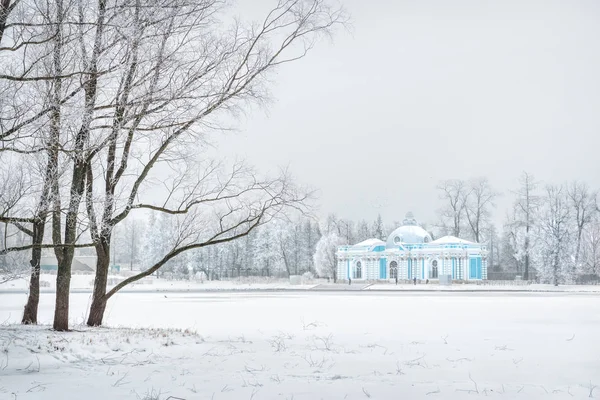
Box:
[336,212,488,282]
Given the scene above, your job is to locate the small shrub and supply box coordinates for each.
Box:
[301,271,314,284]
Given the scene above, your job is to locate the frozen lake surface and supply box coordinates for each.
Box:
[1,292,599,399]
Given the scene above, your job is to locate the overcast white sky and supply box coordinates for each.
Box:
[218,0,600,228]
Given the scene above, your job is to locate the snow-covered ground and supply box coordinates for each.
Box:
[2,274,600,293]
[1,291,599,399]
[0,274,318,292]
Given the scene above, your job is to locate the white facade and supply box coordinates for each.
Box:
[336,213,488,281]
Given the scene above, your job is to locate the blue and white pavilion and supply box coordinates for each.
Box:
[336,213,487,281]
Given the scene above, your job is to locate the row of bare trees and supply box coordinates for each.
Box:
[0,0,346,330]
[137,213,322,280]
[436,177,499,243]
[503,174,599,284]
[436,174,600,283]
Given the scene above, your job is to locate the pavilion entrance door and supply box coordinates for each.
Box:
[389,261,398,281]
[430,260,439,279]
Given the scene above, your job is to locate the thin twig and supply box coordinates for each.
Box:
[362,387,371,398]
[112,372,130,387]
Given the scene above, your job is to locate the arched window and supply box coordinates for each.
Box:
[354,261,362,279]
[430,260,439,279]
[389,261,398,279]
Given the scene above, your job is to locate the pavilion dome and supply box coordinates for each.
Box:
[386,212,433,247]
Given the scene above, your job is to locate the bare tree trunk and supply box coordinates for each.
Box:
[87,238,110,326]
[53,248,73,331]
[54,160,87,331]
[0,0,11,44]
[23,0,63,325]
[524,227,530,280]
[553,251,560,285]
[524,174,532,280]
[54,0,106,331]
[306,221,315,274]
[21,220,44,324]
[281,243,291,277]
[129,223,135,271]
[22,164,57,326]
[574,228,583,280]
[54,117,92,331]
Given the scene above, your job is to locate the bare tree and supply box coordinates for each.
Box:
[0,0,13,43]
[501,213,521,273]
[538,185,571,285]
[371,214,384,241]
[91,174,306,324]
[512,172,540,280]
[582,221,600,277]
[0,157,49,321]
[464,177,497,243]
[334,218,355,245]
[567,181,597,278]
[75,0,344,328]
[2,0,345,329]
[304,219,320,273]
[253,221,281,277]
[1,0,98,329]
[314,230,343,282]
[273,220,294,277]
[291,222,303,275]
[436,179,467,237]
[0,165,32,282]
[356,220,370,242]
[21,0,68,325]
[486,224,500,269]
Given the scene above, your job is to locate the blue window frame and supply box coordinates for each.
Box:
[379,258,387,279]
[469,257,482,279]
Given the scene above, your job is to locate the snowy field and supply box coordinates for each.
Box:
[0,274,319,293]
[2,274,600,294]
[1,292,599,400]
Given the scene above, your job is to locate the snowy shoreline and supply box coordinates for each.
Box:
[3,273,600,294]
[2,285,600,294]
